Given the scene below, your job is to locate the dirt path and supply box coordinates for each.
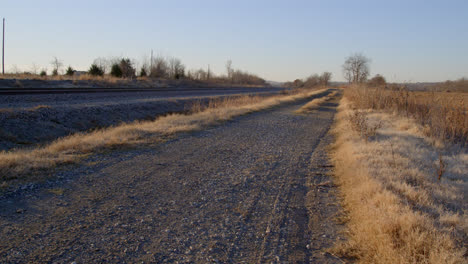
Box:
[0,95,343,263]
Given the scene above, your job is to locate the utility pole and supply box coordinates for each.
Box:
[2,18,5,75]
[150,50,153,70]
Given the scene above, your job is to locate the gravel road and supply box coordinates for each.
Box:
[0,94,344,263]
[0,87,281,151]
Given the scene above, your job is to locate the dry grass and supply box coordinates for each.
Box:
[346,85,468,146]
[294,91,338,114]
[0,73,119,82]
[0,88,330,181]
[330,97,467,263]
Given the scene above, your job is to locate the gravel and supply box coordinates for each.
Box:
[0,94,344,263]
[0,87,281,151]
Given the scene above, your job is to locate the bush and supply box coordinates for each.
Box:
[52,69,58,76]
[40,70,47,77]
[119,58,135,78]
[110,63,123,78]
[368,74,386,87]
[140,67,147,77]
[65,66,74,76]
[150,57,169,78]
[88,64,104,76]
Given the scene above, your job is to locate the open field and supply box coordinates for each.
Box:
[346,86,468,146]
[330,87,467,263]
[411,91,468,108]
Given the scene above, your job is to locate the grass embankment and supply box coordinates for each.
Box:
[330,86,466,263]
[294,91,338,114]
[0,88,331,183]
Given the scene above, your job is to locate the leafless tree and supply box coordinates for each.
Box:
[319,72,332,86]
[343,53,370,83]
[304,74,320,87]
[10,64,20,74]
[50,57,63,75]
[168,57,185,79]
[93,57,110,74]
[150,56,169,78]
[226,60,233,81]
[140,55,150,76]
[30,63,39,75]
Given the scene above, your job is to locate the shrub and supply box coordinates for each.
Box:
[368,74,386,87]
[119,58,135,78]
[150,57,169,78]
[88,64,104,76]
[140,67,147,77]
[110,63,123,78]
[65,66,74,76]
[40,70,47,77]
[52,69,58,76]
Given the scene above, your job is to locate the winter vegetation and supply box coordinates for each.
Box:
[284,71,333,89]
[0,56,266,86]
[330,84,467,263]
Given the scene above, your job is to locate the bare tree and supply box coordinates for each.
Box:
[93,57,110,74]
[304,74,320,87]
[343,53,370,83]
[50,57,63,75]
[10,64,20,74]
[140,55,150,76]
[168,57,185,79]
[319,72,332,86]
[226,60,233,81]
[150,56,169,78]
[30,63,39,75]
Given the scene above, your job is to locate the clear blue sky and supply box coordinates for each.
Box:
[2,0,468,82]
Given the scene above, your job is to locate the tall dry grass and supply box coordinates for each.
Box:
[0,88,330,182]
[346,85,468,146]
[331,97,467,263]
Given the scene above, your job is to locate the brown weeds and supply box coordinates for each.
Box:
[330,97,466,263]
[345,85,468,146]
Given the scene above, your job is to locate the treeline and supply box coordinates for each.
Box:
[186,68,266,85]
[11,56,266,86]
[284,72,332,88]
[438,78,468,92]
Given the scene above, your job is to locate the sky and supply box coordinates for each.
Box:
[1,0,468,82]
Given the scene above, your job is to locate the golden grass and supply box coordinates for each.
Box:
[330,97,466,263]
[0,88,330,181]
[346,85,468,146]
[294,91,338,114]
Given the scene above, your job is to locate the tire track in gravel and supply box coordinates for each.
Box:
[0,91,344,263]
